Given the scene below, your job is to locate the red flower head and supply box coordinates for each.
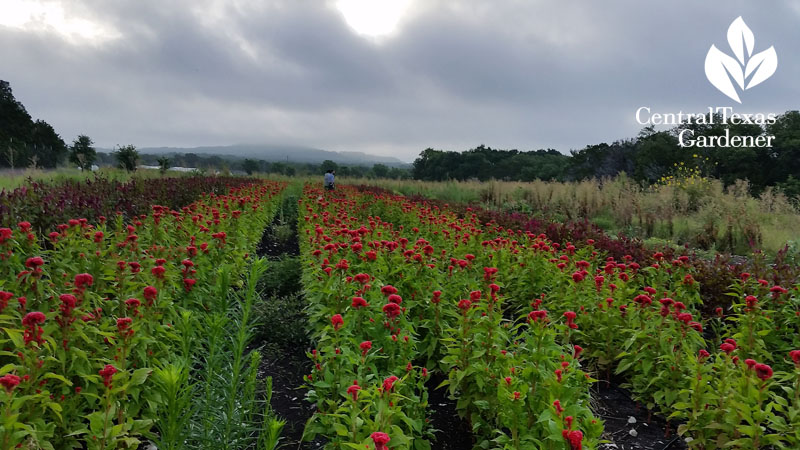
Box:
[431,290,442,304]
[387,294,403,305]
[755,363,773,381]
[151,266,166,279]
[382,375,399,393]
[99,364,117,388]
[528,310,547,323]
[383,302,401,319]
[353,273,370,284]
[745,295,758,309]
[720,343,736,354]
[381,285,398,296]
[347,381,361,401]
[331,314,344,331]
[360,340,372,356]
[125,298,141,309]
[143,286,157,305]
[698,349,710,361]
[117,317,134,337]
[745,359,757,369]
[513,391,521,400]
[74,273,94,289]
[573,345,583,359]
[553,399,564,415]
[571,272,585,283]
[0,374,21,394]
[0,291,12,312]
[563,311,578,329]
[25,257,44,268]
[789,350,800,367]
[457,299,472,312]
[22,312,46,345]
[183,278,197,292]
[351,297,368,309]
[566,430,583,450]
[483,267,498,281]
[371,432,391,450]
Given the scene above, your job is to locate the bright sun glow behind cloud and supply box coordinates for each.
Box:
[0,0,119,43]
[335,0,412,38]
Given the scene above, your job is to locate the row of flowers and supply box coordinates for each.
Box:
[299,186,600,449]
[0,180,286,449]
[301,185,799,449]
[0,175,254,236]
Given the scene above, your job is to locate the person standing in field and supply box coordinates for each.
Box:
[324,170,335,190]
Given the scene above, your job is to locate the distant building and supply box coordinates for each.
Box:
[137,165,197,172]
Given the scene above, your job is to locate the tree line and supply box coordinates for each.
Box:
[412,111,800,196]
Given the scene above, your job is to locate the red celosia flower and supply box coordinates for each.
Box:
[360,341,372,356]
[387,294,402,304]
[371,432,391,450]
[789,350,800,367]
[151,266,166,279]
[125,298,141,309]
[117,317,134,337]
[351,297,368,309]
[22,312,46,345]
[555,369,563,382]
[745,359,757,369]
[347,381,361,401]
[381,285,398,296]
[573,345,583,359]
[0,291,13,312]
[563,311,578,329]
[129,262,141,273]
[183,278,196,292]
[0,374,21,394]
[457,299,472,312]
[74,273,93,289]
[382,375,399,393]
[25,257,44,268]
[383,302,401,318]
[431,290,442,304]
[571,272,585,283]
[99,364,117,388]
[720,343,735,354]
[566,430,583,450]
[754,363,773,381]
[745,295,758,309]
[528,310,547,322]
[513,391,521,400]
[353,273,370,284]
[143,286,157,305]
[553,399,564,415]
[698,349,710,361]
[331,314,344,331]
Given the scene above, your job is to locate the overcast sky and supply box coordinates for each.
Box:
[2,0,798,162]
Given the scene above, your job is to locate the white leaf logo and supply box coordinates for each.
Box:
[705,17,777,103]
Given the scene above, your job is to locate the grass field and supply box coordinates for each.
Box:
[344,175,800,257]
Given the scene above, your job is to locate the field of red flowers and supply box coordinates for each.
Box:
[298,185,800,450]
[0,178,286,449]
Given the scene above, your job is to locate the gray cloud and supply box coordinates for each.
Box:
[2,0,798,161]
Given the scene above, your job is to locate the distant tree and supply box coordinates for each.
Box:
[157,156,171,174]
[183,152,199,168]
[29,120,67,168]
[371,163,390,178]
[285,166,296,176]
[69,135,96,170]
[321,159,338,173]
[242,158,260,175]
[114,145,139,172]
